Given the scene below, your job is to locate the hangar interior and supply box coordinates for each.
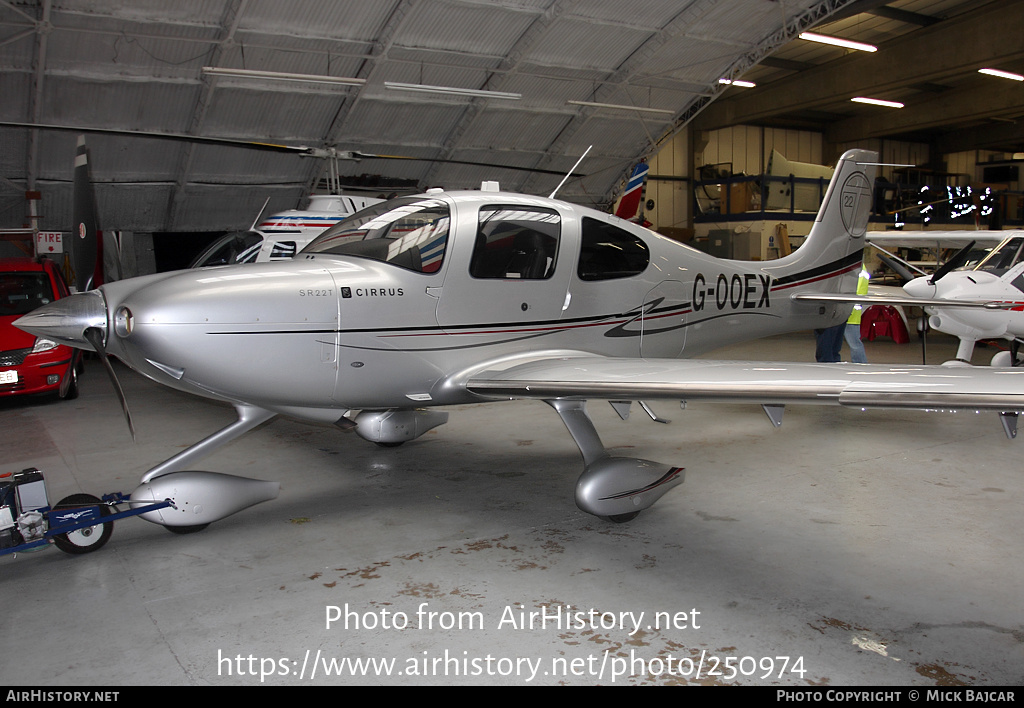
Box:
[2,0,1024,687]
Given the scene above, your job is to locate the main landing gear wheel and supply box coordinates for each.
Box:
[165,524,210,535]
[52,493,113,554]
[606,512,640,523]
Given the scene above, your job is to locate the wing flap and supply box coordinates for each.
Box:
[467,356,1024,412]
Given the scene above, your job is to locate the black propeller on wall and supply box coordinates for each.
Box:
[71,136,99,293]
[68,136,136,439]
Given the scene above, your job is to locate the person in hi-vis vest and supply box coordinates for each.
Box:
[845,264,870,364]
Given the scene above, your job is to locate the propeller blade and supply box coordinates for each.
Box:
[929,240,976,284]
[875,252,916,283]
[72,137,99,292]
[350,151,586,178]
[0,121,306,154]
[1,122,588,178]
[83,327,135,440]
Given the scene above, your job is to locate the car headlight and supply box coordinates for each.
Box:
[31,337,58,354]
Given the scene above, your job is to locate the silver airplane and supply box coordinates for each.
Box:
[15,149,1024,534]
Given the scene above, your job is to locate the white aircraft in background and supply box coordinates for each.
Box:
[190,193,384,268]
[806,230,1024,366]
[898,232,1024,365]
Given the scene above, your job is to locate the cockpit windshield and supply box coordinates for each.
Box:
[190,231,264,268]
[301,198,449,274]
[972,237,1024,275]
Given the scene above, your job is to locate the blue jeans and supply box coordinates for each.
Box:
[845,323,867,363]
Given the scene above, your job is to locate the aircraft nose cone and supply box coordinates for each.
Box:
[903,276,936,300]
[14,290,109,350]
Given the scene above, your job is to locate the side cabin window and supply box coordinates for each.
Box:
[470,206,560,280]
[269,241,297,260]
[301,198,449,274]
[577,217,650,281]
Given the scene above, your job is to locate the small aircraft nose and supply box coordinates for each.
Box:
[14,291,109,350]
[902,275,936,300]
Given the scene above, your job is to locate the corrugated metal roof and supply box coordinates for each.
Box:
[0,0,998,233]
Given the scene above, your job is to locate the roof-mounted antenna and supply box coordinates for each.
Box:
[249,197,272,231]
[549,145,592,200]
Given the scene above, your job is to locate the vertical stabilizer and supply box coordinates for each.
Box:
[764,149,876,283]
[615,162,650,220]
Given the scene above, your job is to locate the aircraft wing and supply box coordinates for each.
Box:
[790,291,1011,310]
[866,230,1014,248]
[466,354,1024,413]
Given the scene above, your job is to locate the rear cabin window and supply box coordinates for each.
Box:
[470,206,560,280]
[577,217,650,281]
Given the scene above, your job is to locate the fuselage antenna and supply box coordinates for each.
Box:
[249,197,272,231]
[548,145,592,200]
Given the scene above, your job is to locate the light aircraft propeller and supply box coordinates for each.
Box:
[929,239,976,284]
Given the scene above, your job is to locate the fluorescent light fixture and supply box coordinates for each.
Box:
[851,96,904,108]
[566,100,674,114]
[202,67,365,86]
[979,68,1024,82]
[384,82,521,100]
[718,78,756,88]
[799,32,877,52]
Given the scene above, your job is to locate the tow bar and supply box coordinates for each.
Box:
[1,468,173,557]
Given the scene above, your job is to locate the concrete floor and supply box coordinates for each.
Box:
[2,330,1022,686]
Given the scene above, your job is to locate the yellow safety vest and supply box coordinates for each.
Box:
[847,269,870,325]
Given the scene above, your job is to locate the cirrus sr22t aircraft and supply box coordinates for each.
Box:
[16,149,1024,532]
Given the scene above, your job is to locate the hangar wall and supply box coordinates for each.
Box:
[698,125,824,176]
[644,124,1021,238]
[645,128,691,233]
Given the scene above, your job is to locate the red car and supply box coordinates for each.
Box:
[0,257,79,399]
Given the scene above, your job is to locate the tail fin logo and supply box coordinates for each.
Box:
[840,172,871,238]
[615,162,649,220]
